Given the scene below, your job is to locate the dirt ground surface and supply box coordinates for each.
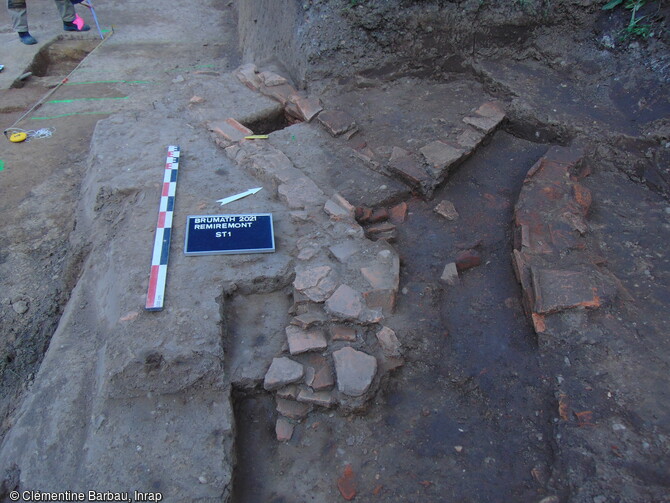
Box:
[1,0,669,502]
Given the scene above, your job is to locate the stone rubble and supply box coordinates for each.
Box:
[263,357,305,391]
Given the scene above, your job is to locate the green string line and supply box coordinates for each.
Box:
[46,96,129,104]
[63,80,152,85]
[0,160,4,171]
[30,111,112,120]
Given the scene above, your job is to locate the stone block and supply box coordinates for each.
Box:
[333,347,377,397]
[363,289,396,315]
[286,326,328,355]
[278,177,325,209]
[376,326,401,358]
[208,118,253,142]
[440,262,460,286]
[264,357,305,391]
[318,110,357,137]
[276,397,312,420]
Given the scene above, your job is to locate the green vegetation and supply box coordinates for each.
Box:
[602,0,654,38]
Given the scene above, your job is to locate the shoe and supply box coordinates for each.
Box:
[63,17,90,32]
[19,32,37,45]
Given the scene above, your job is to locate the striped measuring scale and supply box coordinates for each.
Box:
[146,146,180,311]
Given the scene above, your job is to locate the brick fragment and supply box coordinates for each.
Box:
[531,268,601,314]
[264,357,305,391]
[259,83,297,105]
[325,285,365,320]
[455,249,482,271]
[297,388,334,407]
[434,200,459,220]
[286,326,328,355]
[387,147,431,189]
[258,70,288,86]
[330,325,357,342]
[376,326,401,358]
[389,202,408,224]
[318,110,357,137]
[420,140,466,171]
[456,127,485,149]
[329,241,360,262]
[294,265,338,302]
[234,63,261,90]
[278,177,325,209]
[337,464,357,501]
[288,94,323,122]
[276,397,312,420]
[276,417,294,442]
[208,118,253,142]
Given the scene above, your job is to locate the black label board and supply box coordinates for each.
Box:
[184,213,275,255]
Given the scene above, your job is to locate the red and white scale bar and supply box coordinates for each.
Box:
[145,146,180,311]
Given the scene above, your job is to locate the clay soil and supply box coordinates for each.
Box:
[1,0,669,502]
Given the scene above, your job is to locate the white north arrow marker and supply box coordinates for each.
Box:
[216,187,263,206]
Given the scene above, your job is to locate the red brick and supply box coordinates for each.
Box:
[388,202,408,224]
[208,118,253,142]
[455,249,482,271]
[338,465,357,501]
[369,208,389,223]
[318,110,357,137]
[288,94,323,122]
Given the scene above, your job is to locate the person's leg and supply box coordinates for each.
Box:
[8,0,36,44]
[54,0,75,23]
[7,0,28,33]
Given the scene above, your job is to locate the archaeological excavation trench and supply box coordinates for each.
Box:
[0,1,668,502]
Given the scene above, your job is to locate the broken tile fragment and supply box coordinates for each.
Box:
[208,118,253,142]
[455,249,482,271]
[305,360,334,391]
[286,326,328,355]
[318,110,357,137]
[290,311,326,330]
[474,101,506,121]
[259,83,297,105]
[376,326,401,358]
[420,141,466,171]
[329,241,360,262]
[324,199,351,220]
[456,127,485,150]
[387,147,431,189]
[234,63,262,90]
[276,397,312,420]
[462,115,501,134]
[389,202,408,224]
[264,357,305,391]
[189,95,205,105]
[440,262,460,286]
[258,70,288,86]
[325,284,365,320]
[333,346,377,397]
[293,266,338,302]
[297,388,334,407]
[276,384,299,400]
[434,200,459,220]
[276,417,294,442]
[288,94,323,122]
[330,325,357,342]
[337,464,357,501]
